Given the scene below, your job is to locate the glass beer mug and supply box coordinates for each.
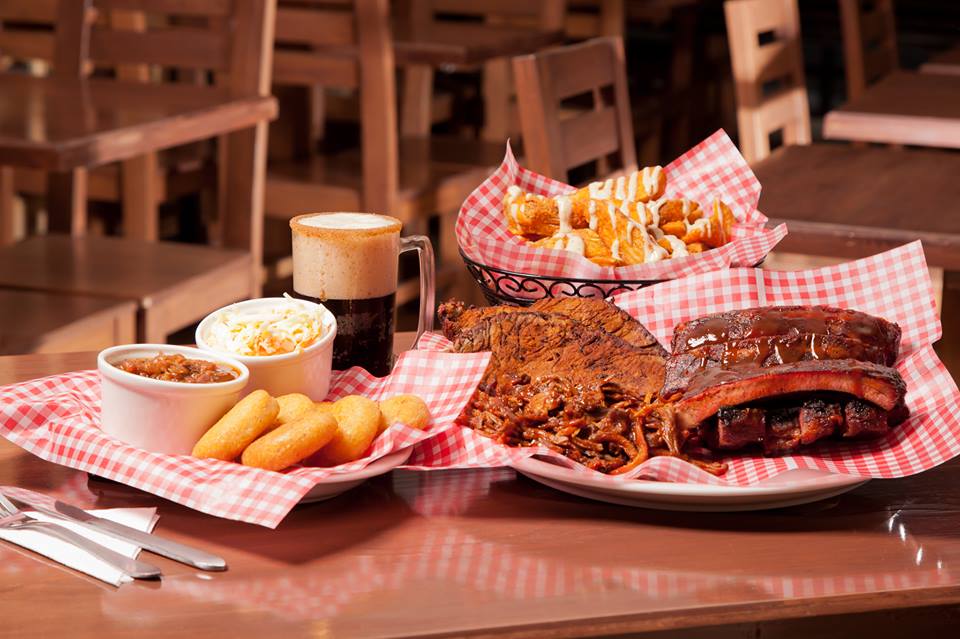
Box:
[290,212,435,376]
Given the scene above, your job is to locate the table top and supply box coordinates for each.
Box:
[823,71,960,148]
[0,74,277,171]
[392,22,565,67]
[3,347,960,637]
[753,143,960,270]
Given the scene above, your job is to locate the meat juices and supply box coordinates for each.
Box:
[290,213,402,376]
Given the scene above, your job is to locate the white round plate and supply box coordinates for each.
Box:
[300,448,412,503]
[512,457,868,512]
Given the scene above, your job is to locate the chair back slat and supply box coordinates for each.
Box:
[90,28,230,71]
[94,0,232,16]
[412,0,565,30]
[839,0,898,100]
[275,6,355,48]
[271,0,397,213]
[272,50,358,87]
[0,0,89,72]
[724,0,810,164]
[0,0,60,23]
[513,36,636,182]
[88,0,272,81]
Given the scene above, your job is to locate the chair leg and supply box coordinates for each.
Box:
[46,168,87,235]
[121,152,160,241]
[1,167,13,245]
[482,58,512,142]
[401,65,434,137]
[221,123,268,298]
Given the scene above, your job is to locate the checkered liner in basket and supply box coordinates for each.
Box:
[0,350,490,528]
[411,241,960,485]
[457,129,787,284]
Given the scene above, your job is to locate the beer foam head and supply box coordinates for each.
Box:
[290,212,401,300]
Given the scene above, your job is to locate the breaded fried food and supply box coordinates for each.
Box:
[192,390,279,461]
[529,228,615,265]
[314,395,381,465]
[270,393,315,431]
[241,408,338,471]
[378,395,431,435]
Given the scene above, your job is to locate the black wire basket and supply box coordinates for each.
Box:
[460,250,671,306]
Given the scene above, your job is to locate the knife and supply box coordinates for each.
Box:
[8,497,227,572]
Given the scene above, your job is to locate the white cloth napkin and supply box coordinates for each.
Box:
[0,507,158,587]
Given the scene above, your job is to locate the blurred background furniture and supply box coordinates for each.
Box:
[0,0,277,342]
[513,36,636,184]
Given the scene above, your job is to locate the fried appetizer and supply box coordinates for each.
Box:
[193,390,279,461]
[313,395,381,465]
[378,395,432,434]
[270,393,316,431]
[241,409,338,471]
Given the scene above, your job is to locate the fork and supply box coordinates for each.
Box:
[0,492,161,579]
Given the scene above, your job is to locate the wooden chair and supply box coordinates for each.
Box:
[265,0,501,301]
[724,0,960,288]
[838,0,898,100]
[403,0,565,141]
[512,36,636,184]
[0,0,275,342]
[2,4,217,242]
[0,0,92,243]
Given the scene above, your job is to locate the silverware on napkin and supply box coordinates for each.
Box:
[0,491,161,579]
[6,495,227,572]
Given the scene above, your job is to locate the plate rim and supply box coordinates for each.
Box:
[510,455,868,498]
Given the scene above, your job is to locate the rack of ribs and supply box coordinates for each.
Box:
[663,306,908,455]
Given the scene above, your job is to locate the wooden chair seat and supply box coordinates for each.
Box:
[265,137,500,222]
[753,143,960,270]
[0,289,136,355]
[0,235,251,342]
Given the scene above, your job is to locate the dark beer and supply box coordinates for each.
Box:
[293,293,396,376]
[290,212,403,376]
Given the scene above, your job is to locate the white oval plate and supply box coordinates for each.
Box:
[301,448,412,503]
[512,456,868,512]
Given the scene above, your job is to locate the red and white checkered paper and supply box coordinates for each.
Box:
[457,129,787,288]
[0,350,490,528]
[411,241,960,486]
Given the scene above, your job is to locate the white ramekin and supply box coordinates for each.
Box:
[98,344,250,455]
[194,297,337,400]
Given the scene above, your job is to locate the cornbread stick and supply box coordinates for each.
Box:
[270,393,315,431]
[241,408,338,471]
[378,395,432,435]
[314,395,381,465]
[192,390,279,461]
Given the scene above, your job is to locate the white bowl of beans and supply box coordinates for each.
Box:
[98,344,249,455]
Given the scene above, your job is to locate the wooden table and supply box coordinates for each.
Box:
[822,71,960,148]
[393,22,565,68]
[920,46,960,76]
[3,344,960,637]
[0,74,276,231]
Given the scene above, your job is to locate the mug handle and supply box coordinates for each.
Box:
[399,235,435,345]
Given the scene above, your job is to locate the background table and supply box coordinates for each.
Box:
[2,339,960,637]
[822,71,960,148]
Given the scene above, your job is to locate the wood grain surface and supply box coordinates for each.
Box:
[1,336,960,637]
[823,71,960,148]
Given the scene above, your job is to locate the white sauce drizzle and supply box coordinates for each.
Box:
[588,200,598,231]
[556,196,573,234]
[627,171,639,202]
[646,199,663,228]
[606,202,618,233]
[642,166,662,197]
[614,175,627,201]
[611,239,621,260]
[562,233,585,255]
[662,234,688,257]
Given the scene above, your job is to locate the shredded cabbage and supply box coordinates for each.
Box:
[206,295,328,356]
